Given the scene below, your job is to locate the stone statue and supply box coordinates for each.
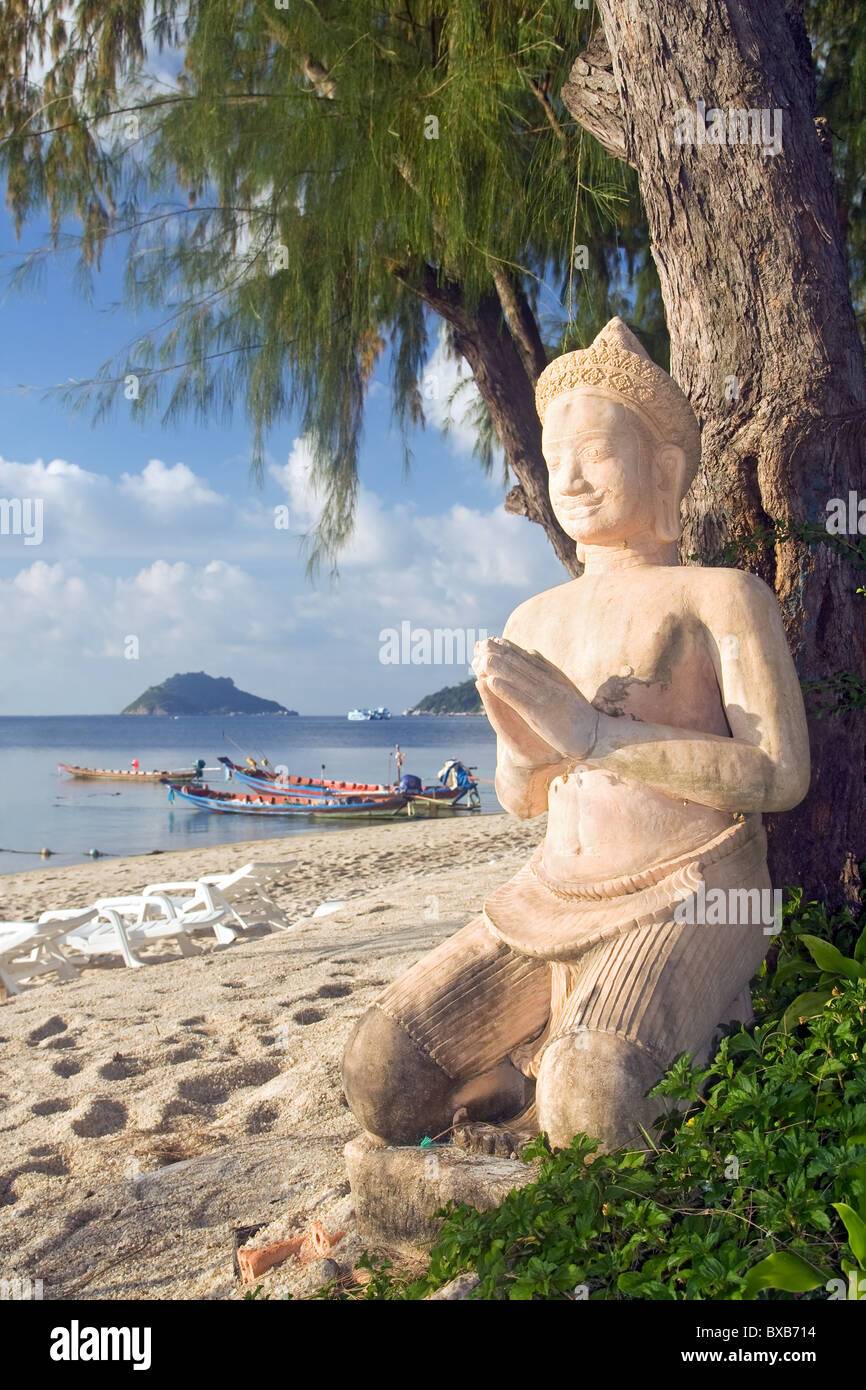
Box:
[343,318,810,1153]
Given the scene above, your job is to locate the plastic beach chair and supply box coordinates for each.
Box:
[195,860,295,932]
[92,893,229,955]
[0,909,95,998]
[60,906,149,969]
[139,861,295,937]
[58,893,223,967]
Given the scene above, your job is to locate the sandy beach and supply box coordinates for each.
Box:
[0,812,542,1300]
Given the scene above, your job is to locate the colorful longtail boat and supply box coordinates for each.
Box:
[217,757,389,796]
[218,757,480,807]
[163,781,409,819]
[59,763,202,784]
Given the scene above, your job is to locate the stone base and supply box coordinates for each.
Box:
[345,1133,538,1254]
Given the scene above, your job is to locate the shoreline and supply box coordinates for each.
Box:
[0,812,543,1299]
[0,805,503,881]
[0,811,510,919]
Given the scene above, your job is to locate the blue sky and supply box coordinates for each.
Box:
[0,217,565,715]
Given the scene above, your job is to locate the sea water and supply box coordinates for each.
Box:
[0,714,498,874]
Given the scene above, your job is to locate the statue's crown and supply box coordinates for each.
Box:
[534,318,700,482]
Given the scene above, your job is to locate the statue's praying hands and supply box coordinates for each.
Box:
[472,637,599,769]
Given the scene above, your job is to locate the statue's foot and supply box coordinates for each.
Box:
[451,1098,539,1158]
[451,1121,530,1159]
[343,1007,455,1144]
[343,1006,534,1145]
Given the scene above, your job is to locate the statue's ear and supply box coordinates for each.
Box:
[652,444,687,543]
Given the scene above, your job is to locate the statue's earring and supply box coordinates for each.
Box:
[575,541,586,565]
[653,445,687,543]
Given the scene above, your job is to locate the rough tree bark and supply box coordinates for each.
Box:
[562,1,866,905]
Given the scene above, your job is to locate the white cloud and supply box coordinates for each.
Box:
[420,325,504,470]
[0,453,225,557]
[0,439,564,714]
[120,458,222,510]
[270,436,320,525]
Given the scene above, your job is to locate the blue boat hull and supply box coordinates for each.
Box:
[164,782,408,819]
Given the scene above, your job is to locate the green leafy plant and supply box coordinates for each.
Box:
[751,882,864,1022]
[690,519,866,573]
[353,904,866,1301]
[801,672,866,719]
[741,1250,826,1298]
[779,926,866,1028]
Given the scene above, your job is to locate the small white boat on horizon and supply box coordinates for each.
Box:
[347,707,391,721]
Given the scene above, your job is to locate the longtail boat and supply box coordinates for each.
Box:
[218,756,480,808]
[217,757,388,796]
[228,767,401,800]
[163,781,409,819]
[59,763,202,784]
[230,767,473,806]
[404,790,473,810]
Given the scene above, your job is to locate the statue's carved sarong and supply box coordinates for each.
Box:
[374,817,770,1092]
[485,815,766,958]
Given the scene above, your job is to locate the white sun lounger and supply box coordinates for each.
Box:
[6,862,294,987]
[57,892,227,967]
[95,893,232,955]
[197,860,295,932]
[0,909,95,998]
[139,860,295,937]
[60,906,149,969]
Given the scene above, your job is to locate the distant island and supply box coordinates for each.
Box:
[122,672,297,717]
[404,678,485,716]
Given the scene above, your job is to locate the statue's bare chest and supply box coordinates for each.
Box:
[519,587,727,733]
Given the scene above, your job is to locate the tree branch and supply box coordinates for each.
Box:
[526,76,569,150]
[561,32,632,166]
[490,267,549,385]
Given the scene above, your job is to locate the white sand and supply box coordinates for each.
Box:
[0,812,543,1300]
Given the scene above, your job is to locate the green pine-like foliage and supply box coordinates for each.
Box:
[806,0,866,335]
[2,1,863,570]
[0,1,656,568]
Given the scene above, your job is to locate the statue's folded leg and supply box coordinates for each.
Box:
[342,915,551,1145]
[534,879,771,1152]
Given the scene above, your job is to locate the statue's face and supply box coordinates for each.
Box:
[542,392,658,546]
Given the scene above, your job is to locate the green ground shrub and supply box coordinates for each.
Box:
[354,890,866,1301]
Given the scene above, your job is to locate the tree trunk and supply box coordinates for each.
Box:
[407,266,579,575]
[562,1,866,905]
